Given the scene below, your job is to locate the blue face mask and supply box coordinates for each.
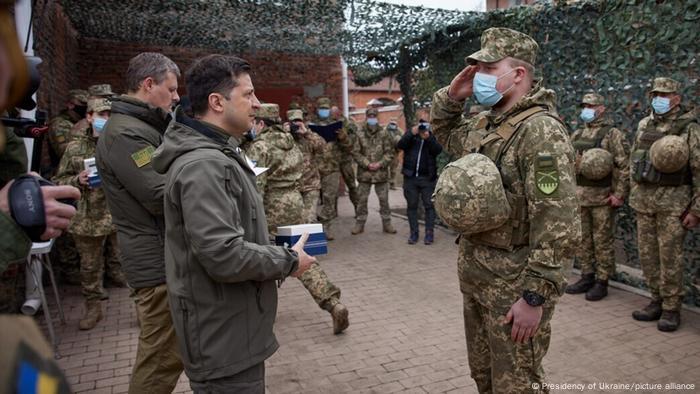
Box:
[318,109,330,119]
[92,117,108,133]
[651,96,671,115]
[472,69,516,107]
[580,108,596,123]
[366,118,378,126]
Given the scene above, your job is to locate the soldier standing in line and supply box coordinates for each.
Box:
[565,93,629,301]
[247,104,350,335]
[431,27,580,392]
[351,107,397,235]
[288,109,326,223]
[629,77,700,332]
[332,105,360,213]
[54,98,126,330]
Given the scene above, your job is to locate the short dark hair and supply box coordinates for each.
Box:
[125,52,180,93]
[185,54,252,116]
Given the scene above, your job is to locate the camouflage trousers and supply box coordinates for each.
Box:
[319,171,341,225]
[462,291,553,394]
[388,151,401,187]
[299,262,341,311]
[635,211,686,311]
[356,182,391,223]
[73,233,123,301]
[301,189,321,224]
[0,262,25,313]
[577,205,615,280]
[339,159,358,207]
[264,188,305,236]
[51,232,81,285]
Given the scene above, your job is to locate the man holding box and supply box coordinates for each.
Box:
[152,54,315,392]
[54,98,125,330]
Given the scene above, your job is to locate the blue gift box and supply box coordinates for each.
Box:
[275,223,327,256]
[88,173,102,188]
[84,157,101,188]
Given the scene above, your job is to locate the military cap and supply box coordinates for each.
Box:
[466,27,538,66]
[579,148,613,180]
[288,101,301,110]
[287,109,304,121]
[581,93,605,106]
[650,135,689,173]
[316,97,331,109]
[433,153,511,235]
[366,107,378,117]
[68,89,88,104]
[650,77,681,94]
[256,103,280,121]
[88,84,115,97]
[87,98,111,113]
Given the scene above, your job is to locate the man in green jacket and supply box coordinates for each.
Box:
[152,54,314,393]
[96,52,184,394]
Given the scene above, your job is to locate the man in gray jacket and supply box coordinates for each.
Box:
[96,52,183,393]
[152,54,314,393]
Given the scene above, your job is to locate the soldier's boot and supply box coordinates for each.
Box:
[424,229,434,245]
[585,279,608,301]
[79,300,103,330]
[657,310,681,332]
[351,221,365,235]
[565,273,595,294]
[408,230,419,245]
[330,303,349,335]
[324,223,335,241]
[632,300,662,321]
[382,220,397,234]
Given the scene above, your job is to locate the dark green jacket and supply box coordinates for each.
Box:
[95,96,171,289]
[152,110,298,381]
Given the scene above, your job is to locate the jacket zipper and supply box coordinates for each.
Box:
[179,298,194,360]
[254,283,264,313]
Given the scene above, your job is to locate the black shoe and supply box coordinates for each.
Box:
[424,229,434,245]
[585,280,608,301]
[657,310,681,332]
[632,300,663,321]
[407,231,418,245]
[565,273,595,294]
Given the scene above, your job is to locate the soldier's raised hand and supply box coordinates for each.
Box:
[447,65,478,101]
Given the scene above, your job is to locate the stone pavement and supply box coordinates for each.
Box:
[37,189,700,393]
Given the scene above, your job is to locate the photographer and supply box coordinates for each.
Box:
[396,119,442,245]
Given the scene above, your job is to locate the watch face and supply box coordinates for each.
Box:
[524,291,545,306]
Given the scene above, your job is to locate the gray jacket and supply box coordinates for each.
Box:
[152,110,298,381]
[96,96,171,289]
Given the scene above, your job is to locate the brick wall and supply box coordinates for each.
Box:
[76,38,343,114]
[32,0,80,117]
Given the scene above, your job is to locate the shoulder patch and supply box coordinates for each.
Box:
[535,154,559,196]
[131,145,156,168]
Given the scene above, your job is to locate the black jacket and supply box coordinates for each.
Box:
[396,131,442,180]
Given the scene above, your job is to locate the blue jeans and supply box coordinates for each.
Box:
[403,175,436,233]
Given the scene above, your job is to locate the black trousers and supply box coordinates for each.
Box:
[403,175,436,233]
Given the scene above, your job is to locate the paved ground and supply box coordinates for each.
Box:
[38,189,700,393]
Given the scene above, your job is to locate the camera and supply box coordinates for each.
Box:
[289,122,300,133]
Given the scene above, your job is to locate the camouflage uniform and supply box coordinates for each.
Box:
[431,28,580,393]
[289,109,326,223]
[569,93,629,289]
[339,119,359,209]
[47,89,87,285]
[247,105,345,323]
[311,98,352,239]
[352,108,396,233]
[54,99,125,329]
[629,77,700,324]
[386,122,404,188]
[68,84,116,142]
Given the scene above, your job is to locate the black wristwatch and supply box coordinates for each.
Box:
[522,290,546,307]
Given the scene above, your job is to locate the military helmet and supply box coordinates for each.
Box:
[650,135,689,173]
[433,153,511,235]
[579,148,613,180]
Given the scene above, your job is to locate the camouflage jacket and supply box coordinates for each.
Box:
[352,123,396,183]
[308,116,351,175]
[339,118,358,165]
[48,109,81,159]
[629,106,700,216]
[294,130,326,193]
[431,83,580,305]
[54,129,114,236]
[246,124,304,198]
[570,118,630,207]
